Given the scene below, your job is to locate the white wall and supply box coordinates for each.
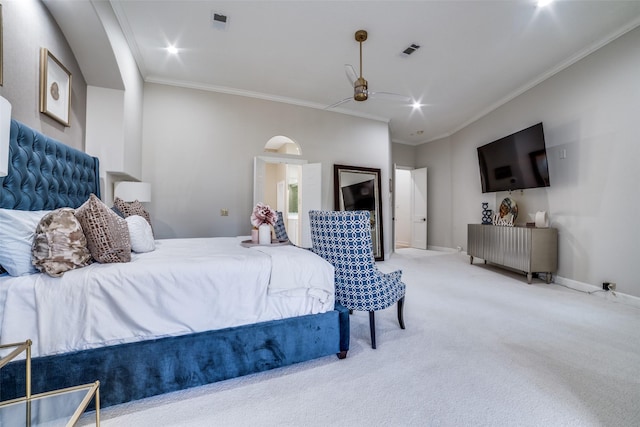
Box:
[85,0,144,187]
[414,136,454,250]
[0,0,87,149]
[414,26,640,297]
[141,83,393,255]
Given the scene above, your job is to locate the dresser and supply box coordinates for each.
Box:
[467,224,558,284]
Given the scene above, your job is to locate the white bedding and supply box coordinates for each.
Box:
[0,237,334,358]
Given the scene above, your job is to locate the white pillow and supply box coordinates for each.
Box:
[0,208,52,276]
[125,215,155,253]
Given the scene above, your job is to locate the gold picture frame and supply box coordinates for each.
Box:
[39,48,72,127]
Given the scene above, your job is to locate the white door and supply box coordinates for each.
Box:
[394,168,412,249]
[300,163,321,248]
[410,167,428,249]
[253,157,267,206]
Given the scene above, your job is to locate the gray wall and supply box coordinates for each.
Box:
[141,83,393,254]
[414,136,454,250]
[0,0,86,149]
[391,142,416,169]
[409,25,640,298]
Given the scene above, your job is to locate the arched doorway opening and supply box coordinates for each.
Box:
[254,136,320,247]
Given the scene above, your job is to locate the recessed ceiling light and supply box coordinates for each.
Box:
[412,101,422,109]
[166,45,178,55]
[537,0,554,7]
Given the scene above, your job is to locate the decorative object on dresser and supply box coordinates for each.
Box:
[534,210,549,228]
[481,202,493,225]
[39,48,72,127]
[493,196,517,227]
[467,224,558,284]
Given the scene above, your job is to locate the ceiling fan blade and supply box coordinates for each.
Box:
[344,64,358,86]
[369,92,412,103]
[326,96,353,110]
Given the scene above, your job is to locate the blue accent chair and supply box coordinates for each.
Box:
[274,211,290,242]
[309,210,406,349]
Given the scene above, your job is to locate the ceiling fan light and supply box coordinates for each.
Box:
[354,77,368,101]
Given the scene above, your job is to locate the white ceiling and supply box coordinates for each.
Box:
[50,1,640,145]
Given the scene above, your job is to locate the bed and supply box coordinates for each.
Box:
[0,120,349,408]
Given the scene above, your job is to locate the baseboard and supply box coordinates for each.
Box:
[552,275,640,308]
[428,245,458,253]
[457,249,640,309]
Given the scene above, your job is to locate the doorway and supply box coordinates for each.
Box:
[394,167,428,250]
[394,169,411,249]
[254,156,321,248]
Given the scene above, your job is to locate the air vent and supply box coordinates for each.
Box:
[402,44,421,56]
[212,12,229,30]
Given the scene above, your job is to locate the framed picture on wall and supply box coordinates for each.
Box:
[39,48,72,126]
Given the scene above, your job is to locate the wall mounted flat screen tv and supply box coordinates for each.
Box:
[477,122,550,193]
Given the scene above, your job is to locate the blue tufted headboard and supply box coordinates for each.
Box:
[0,120,100,211]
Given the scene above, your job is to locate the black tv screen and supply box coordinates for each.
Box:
[477,122,550,193]
[341,179,375,211]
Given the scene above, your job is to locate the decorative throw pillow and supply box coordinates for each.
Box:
[0,208,51,276]
[125,215,155,253]
[32,208,92,277]
[75,194,131,263]
[113,197,154,236]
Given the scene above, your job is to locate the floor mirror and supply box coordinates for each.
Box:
[334,164,384,260]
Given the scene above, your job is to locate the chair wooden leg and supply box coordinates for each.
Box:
[368,311,376,349]
[397,297,406,329]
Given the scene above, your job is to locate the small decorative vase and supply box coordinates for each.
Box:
[482,202,493,225]
[258,224,272,245]
[251,228,259,243]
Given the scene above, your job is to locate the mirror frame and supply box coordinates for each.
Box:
[333,164,384,261]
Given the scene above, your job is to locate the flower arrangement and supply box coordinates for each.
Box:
[251,202,276,228]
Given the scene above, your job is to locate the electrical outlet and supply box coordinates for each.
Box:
[608,283,616,291]
[220,209,229,216]
[602,282,617,291]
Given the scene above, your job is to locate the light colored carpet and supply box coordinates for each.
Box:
[80,249,640,426]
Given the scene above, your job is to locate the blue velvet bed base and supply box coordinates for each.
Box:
[1,305,349,408]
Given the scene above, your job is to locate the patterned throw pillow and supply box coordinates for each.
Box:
[32,208,92,277]
[113,197,154,236]
[75,194,131,263]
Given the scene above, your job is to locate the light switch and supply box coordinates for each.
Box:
[220,209,229,216]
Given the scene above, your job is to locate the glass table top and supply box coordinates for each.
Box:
[0,382,99,427]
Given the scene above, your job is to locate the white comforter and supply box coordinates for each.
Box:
[0,237,334,358]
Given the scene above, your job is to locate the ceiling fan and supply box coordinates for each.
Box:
[327,30,411,109]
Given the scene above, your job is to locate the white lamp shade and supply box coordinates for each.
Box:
[114,181,151,202]
[0,96,12,177]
